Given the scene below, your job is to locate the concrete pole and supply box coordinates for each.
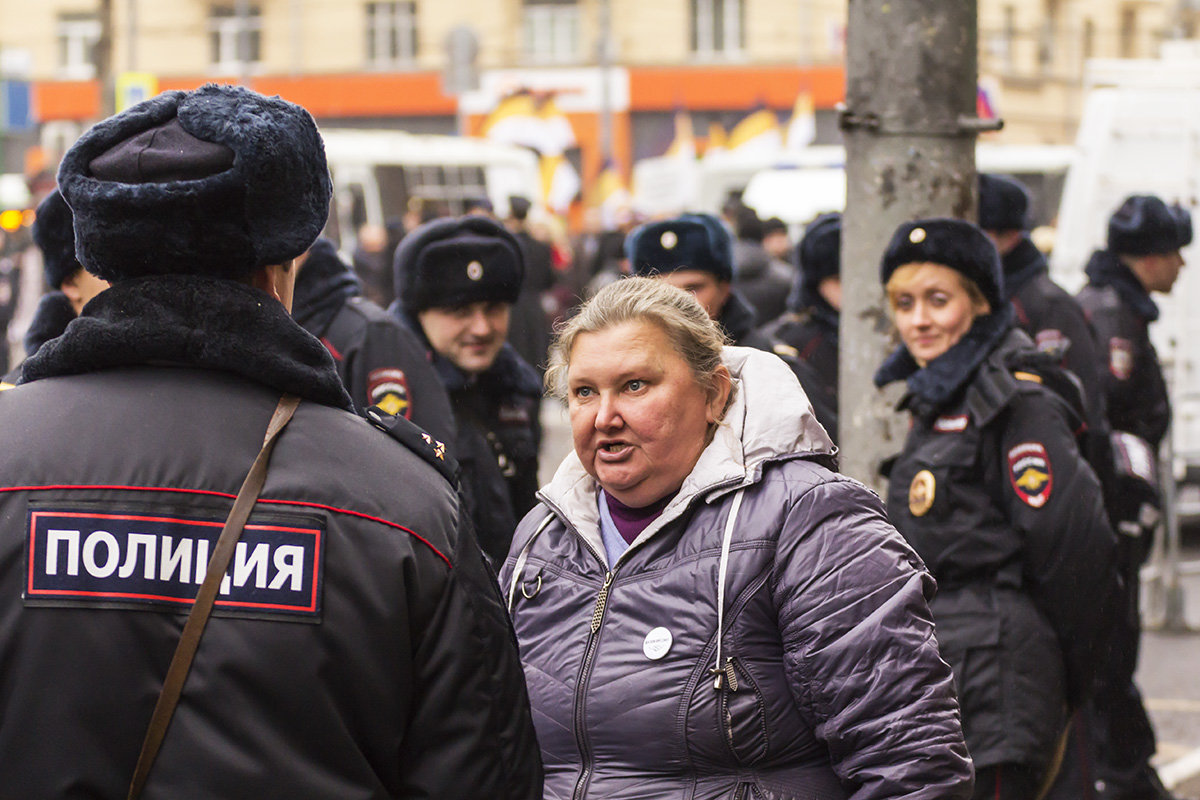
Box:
[97,0,115,117]
[598,0,614,159]
[127,0,138,72]
[838,0,997,489]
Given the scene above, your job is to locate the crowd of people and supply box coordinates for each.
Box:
[0,84,1190,800]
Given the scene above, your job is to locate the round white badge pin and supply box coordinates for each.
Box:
[643,627,673,660]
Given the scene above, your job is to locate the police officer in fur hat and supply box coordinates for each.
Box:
[291,237,455,446]
[628,212,836,436]
[876,218,1118,800]
[1,190,109,384]
[759,212,841,439]
[0,84,542,798]
[1077,194,1192,800]
[391,215,542,565]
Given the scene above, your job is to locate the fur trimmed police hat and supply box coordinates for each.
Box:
[798,212,841,285]
[977,173,1031,232]
[626,213,733,282]
[881,218,1004,310]
[394,215,524,314]
[31,190,80,290]
[1107,195,1185,256]
[57,83,332,283]
[1172,203,1193,248]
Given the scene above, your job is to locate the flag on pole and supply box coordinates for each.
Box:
[727,103,783,156]
[481,89,543,150]
[594,158,632,229]
[665,106,696,160]
[534,93,577,156]
[786,89,816,150]
[541,154,581,215]
[704,121,727,160]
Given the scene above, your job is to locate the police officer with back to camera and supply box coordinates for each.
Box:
[1,189,109,384]
[391,216,542,565]
[292,236,455,445]
[759,211,841,439]
[1076,194,1191,800]
[0,84,542,799]
[875,218,1118,800]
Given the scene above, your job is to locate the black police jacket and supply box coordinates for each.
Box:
[1077,249,1171,451]
[430,342,542,566]
[293,239,456,446]
[0,275,543,799]
[880,322,1118,773]
[759,304,839,439]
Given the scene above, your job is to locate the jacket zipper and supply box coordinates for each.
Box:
[572,569,613,800]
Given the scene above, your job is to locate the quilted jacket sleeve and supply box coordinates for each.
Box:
[772,474,973,800]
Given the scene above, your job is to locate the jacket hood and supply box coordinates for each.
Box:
[539,345,835,563]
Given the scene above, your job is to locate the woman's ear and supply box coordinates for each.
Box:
[706,365,733,424]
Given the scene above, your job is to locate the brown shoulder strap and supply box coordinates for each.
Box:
[127,394,301,800]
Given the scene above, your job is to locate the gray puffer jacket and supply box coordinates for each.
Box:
[501,347,973,800]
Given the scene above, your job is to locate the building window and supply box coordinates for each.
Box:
[209,5,262,74]
[57,13,100,80]
[1083,18,1095,61]
[367,2,418,68]
[1120,7,1138,58]
[690,0,744,58]
[521,0,580,64]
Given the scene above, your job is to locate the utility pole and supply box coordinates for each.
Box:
[838,1,999,489]
[97,0,115,117]
[597,0,614,158]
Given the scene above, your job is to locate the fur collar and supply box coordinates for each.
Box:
[1002,236,1048,298]
[1084,248,1159,321]
[874,305,1015,410]
[20,275,353,410]
[292,238,361,336]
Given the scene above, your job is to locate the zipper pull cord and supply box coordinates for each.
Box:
[712,488,745,691]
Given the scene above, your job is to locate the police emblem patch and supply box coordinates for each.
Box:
[660,230,678,250]
[1035,328,1070,358]
[467,260,484,281]
[368,368,411,418]
[1109,337,1133,380]
[1008,442,1053,508]
[909,227,927,244]
[909,470,936,516]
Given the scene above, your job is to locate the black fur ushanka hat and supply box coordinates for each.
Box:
[31,190,80,290]
[394,215,525,315]
[1107,195,1188,256]
[880,218,1005,310]
[57,83,332,283]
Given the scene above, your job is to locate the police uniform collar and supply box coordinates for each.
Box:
[716,290,760,342]
[292,238,361,333]
[1001,236,1048,299]
[20,275,354,411]
[876,304,1015,414]
[1084,249,1160,322]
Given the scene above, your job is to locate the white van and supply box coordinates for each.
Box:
[1049,52,1200,488]
[319,129,541,252]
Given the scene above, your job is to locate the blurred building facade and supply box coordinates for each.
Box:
[0,0,1192,182]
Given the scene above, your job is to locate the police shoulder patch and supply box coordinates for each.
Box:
[367,367,411,419]
[366,407,458,485]
[1109,337,1133,380]
[1008,441,1053,508]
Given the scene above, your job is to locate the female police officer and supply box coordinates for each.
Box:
[874,218,1119,800]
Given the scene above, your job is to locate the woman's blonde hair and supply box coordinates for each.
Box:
[884,262,991,314]
[545,277,733,408]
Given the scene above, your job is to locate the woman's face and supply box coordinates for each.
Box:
[566,319,730,508]
[888,263,987,366]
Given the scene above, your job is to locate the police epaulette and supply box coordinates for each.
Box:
[0,382,15,392]
[366,406,459,486]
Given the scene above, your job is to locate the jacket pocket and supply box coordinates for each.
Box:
[718,656,769,766]
[935,601,1004,743]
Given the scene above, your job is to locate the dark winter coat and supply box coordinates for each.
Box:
[878,319,1118,773]
[294,239,455,445]
[508,228,556,375]
[759,302,839,439]
[1,290,77,384]
[0,275,543,799]
[1076,249,1170,451]
[733,239,793,323]
[396,301,543,565]
[502,347,973,800]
